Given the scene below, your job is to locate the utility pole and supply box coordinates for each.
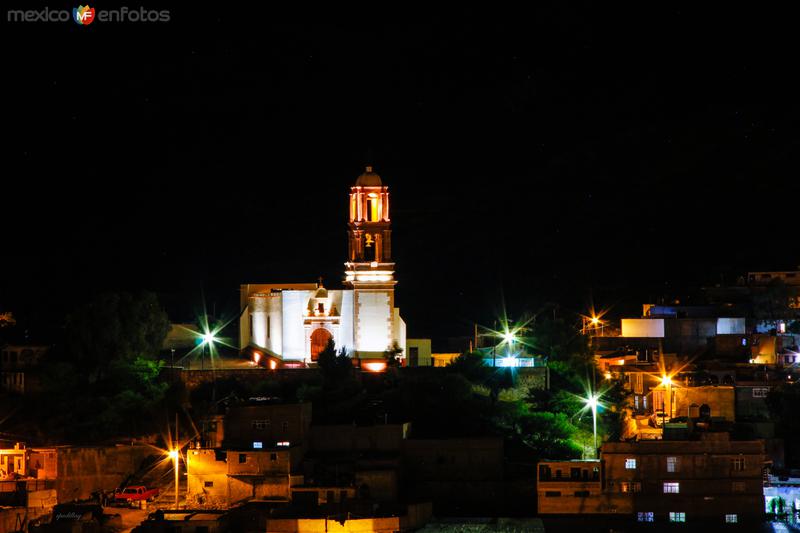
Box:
[175,413,179,509]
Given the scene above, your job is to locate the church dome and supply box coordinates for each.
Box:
[314,285,328,299]
[355,166,382,187]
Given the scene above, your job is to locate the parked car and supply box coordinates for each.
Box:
[113,485,159,504]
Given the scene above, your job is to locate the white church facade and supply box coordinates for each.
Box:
[239,167,406,364]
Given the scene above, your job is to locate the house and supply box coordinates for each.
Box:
[538,431,767,525]
[186,446,305,508]
[0,345,48,394]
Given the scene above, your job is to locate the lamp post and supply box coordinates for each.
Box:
[586,394,598,457]
[503,331,515,356]
[168,448,179,508]
[200,331,216,370]
[661,375,673,423]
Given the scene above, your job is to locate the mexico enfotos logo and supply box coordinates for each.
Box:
[7,5,170,24]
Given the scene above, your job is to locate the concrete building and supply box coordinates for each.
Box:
[221,401,312,450]
[536,460,623,514]
[431,353,460,367]
[538,433,767,525]
[240,167,406,365]
[406,339,432,367]
[186,447,305,507]
[0,344,47,394]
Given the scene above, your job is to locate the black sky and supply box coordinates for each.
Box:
[3,5,799,346]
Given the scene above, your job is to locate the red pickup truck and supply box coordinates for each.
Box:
[113,486,159,504]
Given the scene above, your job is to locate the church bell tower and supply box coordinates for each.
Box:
[345,166,399,357]
[344,166,395,289]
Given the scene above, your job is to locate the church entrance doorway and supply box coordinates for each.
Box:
[310,328,333,361]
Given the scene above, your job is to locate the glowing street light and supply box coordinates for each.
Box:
[586,393,599,456]
[494,329,517,367]
[167,448,179,508]
[661,374,673,422]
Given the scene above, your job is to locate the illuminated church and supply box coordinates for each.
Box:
[239,167,406,365]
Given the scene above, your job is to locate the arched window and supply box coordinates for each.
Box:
[367,193,379,221]
[310,328,333,361]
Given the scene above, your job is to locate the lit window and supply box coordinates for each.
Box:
[625,458,637,469]
[367,193,379,221]
[667,456,679,473]
[725,514,738,523]
[731,457,745,471]
[621,482,641,493]
[753,388,769,398]
[637,512,654,522]
[669,512,686,522]
[664,482,680,494]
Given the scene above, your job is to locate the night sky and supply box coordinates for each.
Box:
[4,5,799,347]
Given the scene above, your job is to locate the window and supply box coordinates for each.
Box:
[732,481,746,493]
[731,457,745,471]
[725,514,738,523]
[282,421,289,432]
[267,316,271,338]
[637,512,654,522]
[753,387,769,398]
[270,453,277,461]
[544,491,561,497]
[663,482,680,494]
[570,467,581,480]
[625,458,637,469]
[238,454,247,464]
[667,456,679,473]
[669,512,686,523]
[574,490,590,497]
[252,442,263,449]
[204,481,214,488]
[367,193,379,221]
[251,420,270,430]
[620,482,641,493]
[634,373,645,394]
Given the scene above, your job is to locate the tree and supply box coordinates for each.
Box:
[754,279,794,331]
[316,339,352,380]
[383,342,403,367]
[0,312,15,328]
[65,291,170,381]
[499,407,582,459]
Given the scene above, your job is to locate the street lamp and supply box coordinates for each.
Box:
[586,394,599,457]
[661,374,673,423]
[200,331,216,370]
[168,449,179,508]
[494,330,516,367]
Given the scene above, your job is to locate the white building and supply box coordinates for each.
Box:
[239,167,406,364]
